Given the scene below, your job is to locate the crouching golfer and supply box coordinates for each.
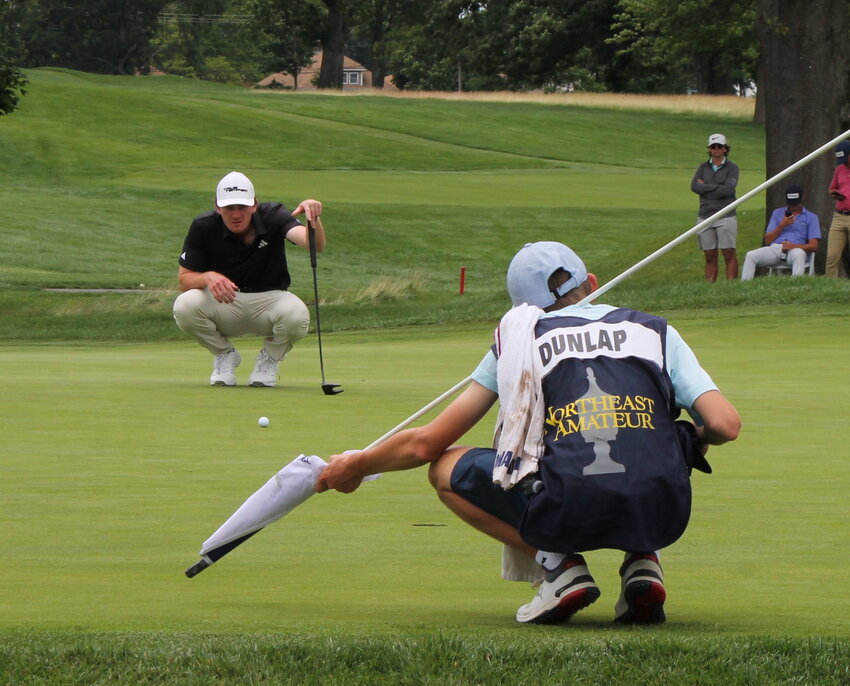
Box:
[317,241,741,625]
[173,171,325,387]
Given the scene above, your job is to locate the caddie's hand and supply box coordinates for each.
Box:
[204,271,239,303]
[293,199,323,223]
[315,452,364,494]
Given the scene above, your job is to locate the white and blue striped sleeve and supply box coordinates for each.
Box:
[664,324,717,413]
[470,348,499,394]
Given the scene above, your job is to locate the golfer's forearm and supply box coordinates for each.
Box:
[178,267,212,291]
[179,274,203,291]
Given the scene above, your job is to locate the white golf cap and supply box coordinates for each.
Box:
[707,133,727,146]
[216,171,255,206]
[506,241,588,308]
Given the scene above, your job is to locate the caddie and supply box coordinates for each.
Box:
[317,241,741,625]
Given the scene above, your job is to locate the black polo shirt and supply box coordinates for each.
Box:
[178,202,302,292]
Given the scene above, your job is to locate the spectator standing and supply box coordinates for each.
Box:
[691,133,740,281]
[825,140,850,278]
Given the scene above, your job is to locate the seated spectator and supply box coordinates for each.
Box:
[741,184,820,280]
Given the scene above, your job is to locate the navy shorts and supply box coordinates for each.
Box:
[449,447,532,528]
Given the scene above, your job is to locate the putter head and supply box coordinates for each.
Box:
[322,382,343,395]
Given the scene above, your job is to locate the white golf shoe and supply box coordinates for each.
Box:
[210,349,241,386]
[516,554,600,624]
[249,349,279,387]
[614,553,666,624]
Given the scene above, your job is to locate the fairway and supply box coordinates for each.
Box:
[2,313,848,637]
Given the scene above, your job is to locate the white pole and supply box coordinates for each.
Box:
[364,375,474,449]
[577,128,850,305]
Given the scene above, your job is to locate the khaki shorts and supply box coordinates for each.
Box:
[696,216,738,250]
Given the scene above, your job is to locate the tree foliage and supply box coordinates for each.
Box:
[610,0,757,94]
[10,0,169,75]
[0,53,28,115]
[0,3,28,114]
[152,0,270,84]
[2,0,768,97]
[249,0,323,88]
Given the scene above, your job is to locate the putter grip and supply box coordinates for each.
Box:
[307,221,318,269]
[184,559,210,578]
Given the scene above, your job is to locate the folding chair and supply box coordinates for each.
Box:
[767,251,815,276]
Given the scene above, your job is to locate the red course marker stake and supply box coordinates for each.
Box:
[459,266,466,295]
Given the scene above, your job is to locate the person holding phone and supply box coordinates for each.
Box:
[825,140,850,278]
[740,184,820,280]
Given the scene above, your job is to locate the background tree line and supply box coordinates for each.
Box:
[1,0,760,94]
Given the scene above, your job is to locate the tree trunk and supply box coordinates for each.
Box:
[318,0,348,89]
[693,53,736,95]
[757,0,850,274]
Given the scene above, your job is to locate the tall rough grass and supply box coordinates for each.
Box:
[266,88,756,119]
[1,632,847,685]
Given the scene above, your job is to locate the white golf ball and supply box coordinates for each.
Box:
[258,416,270,428]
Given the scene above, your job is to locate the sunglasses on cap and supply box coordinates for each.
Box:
[708,143,725,149]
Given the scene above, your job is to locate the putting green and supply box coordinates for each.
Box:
[1,314,847,636]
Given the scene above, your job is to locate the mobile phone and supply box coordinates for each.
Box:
[785,210,792,217]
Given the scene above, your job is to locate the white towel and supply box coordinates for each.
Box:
[501,545,544,584]
[492,304,545,489]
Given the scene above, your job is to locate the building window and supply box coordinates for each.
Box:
[343,71,363,86]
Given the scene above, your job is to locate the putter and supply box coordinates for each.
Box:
[308,220,343,395]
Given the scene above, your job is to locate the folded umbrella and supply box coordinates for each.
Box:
[185,454,327,577]
[184,376,472,578]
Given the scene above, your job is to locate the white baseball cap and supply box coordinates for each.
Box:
[216,171,255,206]
[506,242,588,308]
[708,133,727,147]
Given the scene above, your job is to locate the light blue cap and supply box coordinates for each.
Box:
[506,241,588,308]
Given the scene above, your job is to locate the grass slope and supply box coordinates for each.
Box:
[1,67,778,332]
[7,68,847,342]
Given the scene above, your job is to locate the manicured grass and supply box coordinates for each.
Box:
[2,314,848,638]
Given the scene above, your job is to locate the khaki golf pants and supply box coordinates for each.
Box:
[825,212,850,278]
[173,288,309,361]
